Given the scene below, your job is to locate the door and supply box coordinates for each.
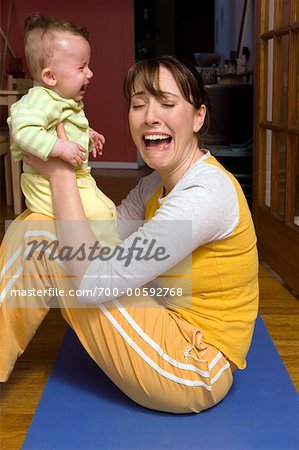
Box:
[253,0,299,293]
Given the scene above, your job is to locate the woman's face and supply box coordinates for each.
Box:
[128,66,206,173]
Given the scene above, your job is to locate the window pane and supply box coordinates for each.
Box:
[268,0,275,30]
[294,0,299,23]
[277,35,289,126]
[281,0,291,27]
[278,134,287,217]
[294,31,299,128]
[294,137,299,227]
[288,30,299,128]
[265,130,272,206]
[266,39,274,122]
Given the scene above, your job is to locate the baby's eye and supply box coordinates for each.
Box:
[162,103,175,107]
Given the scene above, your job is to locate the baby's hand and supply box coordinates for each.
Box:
[51,139,87,167]
[89,128,105,158]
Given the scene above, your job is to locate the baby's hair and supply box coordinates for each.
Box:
[24,13,89,80]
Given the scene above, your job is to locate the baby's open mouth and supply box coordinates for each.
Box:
[143,134,172,148]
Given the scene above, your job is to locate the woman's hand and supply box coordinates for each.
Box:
[21,123,75,181]
[22,152,74,181]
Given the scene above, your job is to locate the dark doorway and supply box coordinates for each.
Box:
[134,0,215,64]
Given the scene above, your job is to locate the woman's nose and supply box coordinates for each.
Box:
[144,102,160,124]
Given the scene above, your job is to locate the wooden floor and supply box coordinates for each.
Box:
[0,167,298,450]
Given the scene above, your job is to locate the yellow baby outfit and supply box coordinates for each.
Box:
[8,86,119,244]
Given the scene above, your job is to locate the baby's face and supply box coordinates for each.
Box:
[49,33,93,101]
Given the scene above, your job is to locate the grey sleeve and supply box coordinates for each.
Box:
[116,171,161,239]
[79,165,239,304]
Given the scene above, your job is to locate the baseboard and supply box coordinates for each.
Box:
[90,161,139,169]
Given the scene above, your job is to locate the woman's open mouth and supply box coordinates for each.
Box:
[143,134,172,149]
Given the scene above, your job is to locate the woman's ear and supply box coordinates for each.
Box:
[193,105,206,133]
[41,67,57,87]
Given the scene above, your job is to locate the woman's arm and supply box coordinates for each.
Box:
[116,171,160,239]
[22,149,193,303]
[22,124,98,282]
[79,164,240,305]
[23,136,239,305]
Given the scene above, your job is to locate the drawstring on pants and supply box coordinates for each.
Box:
[184,330,208,363]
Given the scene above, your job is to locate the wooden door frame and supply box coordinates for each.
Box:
[253,0,299,293]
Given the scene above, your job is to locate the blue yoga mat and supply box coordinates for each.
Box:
[23,315,299,449]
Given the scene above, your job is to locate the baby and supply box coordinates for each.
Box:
[8,14,119,244]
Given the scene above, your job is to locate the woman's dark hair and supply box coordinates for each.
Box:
[123,56,210,142]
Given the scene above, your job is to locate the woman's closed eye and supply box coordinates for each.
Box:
[161,102,175,108]
[159,96,176,107]
[131,103,146,109]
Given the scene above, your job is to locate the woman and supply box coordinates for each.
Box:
[0,56,258,413]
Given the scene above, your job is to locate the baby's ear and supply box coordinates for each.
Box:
[41,67,57,87]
